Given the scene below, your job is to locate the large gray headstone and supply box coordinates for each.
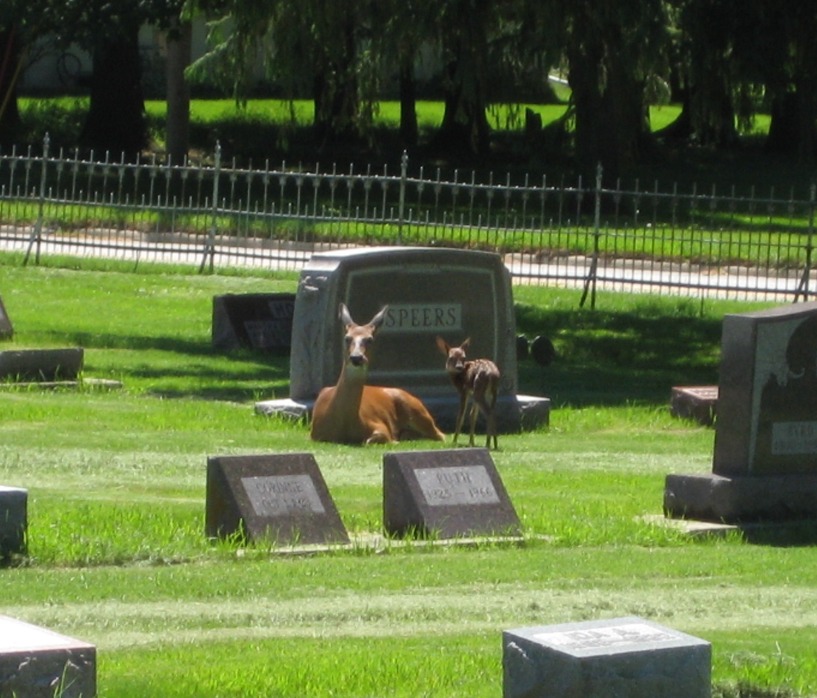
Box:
[0,297,11,340]
[383,448,521,539]
[0,615,96,698]
[212,293,295,352]
[714,303,817,476]
[0,486,27,559]
[289,247,518,401]
[503,617,711,698]
[205,453,349,546]
[665,302,817,522]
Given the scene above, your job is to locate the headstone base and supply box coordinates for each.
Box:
[0,486,27,559]
[0,615,96,698]
[664,472,817,523]
[254,393,550,432]
[503,616,710,698]
[670,386,717,426]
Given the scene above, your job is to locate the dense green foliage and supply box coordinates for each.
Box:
[1,259,816,696]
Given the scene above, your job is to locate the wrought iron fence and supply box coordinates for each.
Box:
[1,135,816,305]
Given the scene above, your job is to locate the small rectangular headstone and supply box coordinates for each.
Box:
[0,615,96,698]
[0,348,84,381]
[0,486,27,559]
[205,453,349,546]
[503,617,711,698]
[383,448,521,538]
[212,293,296,352]
[670,386,718,426]
[0,297,12,340]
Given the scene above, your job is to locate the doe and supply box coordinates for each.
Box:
[436,336,500,449]
[310,304,445,445]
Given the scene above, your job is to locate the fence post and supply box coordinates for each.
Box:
[199,141,221,273]
[580,162,603,309]
[397,150,408,244]
[795,182,816,302]
[23,133,49,266]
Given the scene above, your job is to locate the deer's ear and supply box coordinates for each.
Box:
[339,303,354,327]
[369,305,388,331]
[462,337,471,350]
[435,336,449,355]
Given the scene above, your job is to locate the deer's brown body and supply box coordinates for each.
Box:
[436,336,500,449]
[310,305,445,445]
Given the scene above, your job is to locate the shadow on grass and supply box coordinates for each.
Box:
[38,330,292,402]
[516,304,723,407]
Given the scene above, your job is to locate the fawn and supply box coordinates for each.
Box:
[310,304,445,445]
[436,336,500,449]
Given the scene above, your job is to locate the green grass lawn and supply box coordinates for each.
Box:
[0,259,815,697]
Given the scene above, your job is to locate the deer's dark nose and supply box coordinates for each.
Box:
[349,353,366,367]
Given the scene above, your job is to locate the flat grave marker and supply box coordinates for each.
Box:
[503,616,711,698]
[383,448,521,539]
[205,453,349,546]
[666,301,817,522]
[0,615,96,698]
[212,293,295,352]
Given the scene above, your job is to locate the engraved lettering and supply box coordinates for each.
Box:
[771,421,817,455]
[382,304,462,333]
[414,466,500,506]
[533,623,678,651]
[241,475,326,516]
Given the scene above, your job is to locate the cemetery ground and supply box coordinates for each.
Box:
[2,258,817,697]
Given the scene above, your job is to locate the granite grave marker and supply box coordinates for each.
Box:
[212,293,295,352]
[256,247,550,432]
[0,348,83,382]
[0,615,96,698]
[0,486,27,559]
[382,448,521,538]
[206,453,349,546]
[289,246,518,401]
[0,297,11,340]
[503,616,711,698]
[665,301,817,522]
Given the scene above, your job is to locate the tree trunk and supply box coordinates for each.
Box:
[434,56,491,157]
[80,27,146,158]
[0,28,22,146]
[398,59,418,148]
[568,35,651,178]
[312,12,359,148]
[165,20,192,165]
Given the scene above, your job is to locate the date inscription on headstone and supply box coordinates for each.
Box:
[414,466,500,506]
[206,453,348,546]
[383,448,520,539]
[242,474,326,516]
